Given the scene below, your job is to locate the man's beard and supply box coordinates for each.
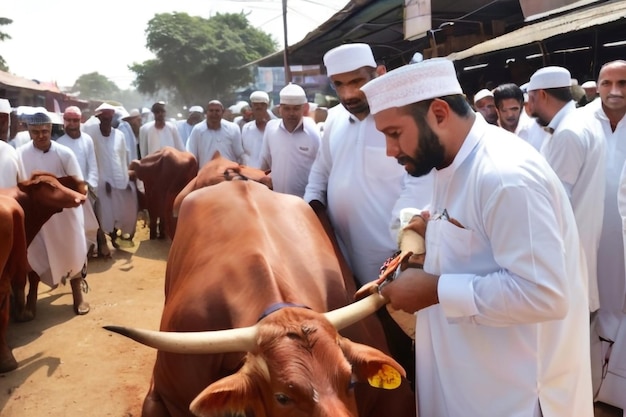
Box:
[400,118,446,177]
[341,97,369,115]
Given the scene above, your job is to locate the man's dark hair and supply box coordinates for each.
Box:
[544,87,572,103]
[493,83,524,108]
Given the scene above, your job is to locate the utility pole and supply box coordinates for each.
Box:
[282,0,292,83]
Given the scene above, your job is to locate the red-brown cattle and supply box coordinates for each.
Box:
[106,180,416,417]
[129,147,198,240]
[0,173,86,373]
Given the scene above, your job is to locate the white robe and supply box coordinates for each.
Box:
[257,118,320,198]
[89,127,137,235]
[540,102,605,312]
[186,119,244,168]
[0,140,21,187]
[139,121,184,158]
[17,142,87,287]
[417,116,592,417]
[304,105,406,285]
[241,120,265,166]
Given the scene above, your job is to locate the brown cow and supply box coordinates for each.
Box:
[129,147,198,240]
[0,173,86,373]
[106,180,416,417]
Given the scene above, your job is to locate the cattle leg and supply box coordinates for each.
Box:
[0,291,18,373]
[141,380,171,417]
[13,271,39,322]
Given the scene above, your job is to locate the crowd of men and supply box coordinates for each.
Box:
[1,41,626,415]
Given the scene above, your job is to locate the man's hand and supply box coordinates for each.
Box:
[379,268,439,314]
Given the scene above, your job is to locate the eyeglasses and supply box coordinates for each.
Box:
[64,118,81,123]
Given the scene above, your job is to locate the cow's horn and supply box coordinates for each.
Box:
[103,325,258,354]
[324,292,388,331]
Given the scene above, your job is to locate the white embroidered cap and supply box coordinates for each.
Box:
[581,80,597,89]
[473,89,493,104]
[250,91,270,104]
[323,43,377,77]
[527,66,571,91]
[279,83,307,105]
[0,98,11,114]
[94,102,117,116]
[361,58,463,115]
[189,105,204,113]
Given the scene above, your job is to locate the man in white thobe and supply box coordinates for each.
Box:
[17,112,90,315]
[0,139,21,187]
[241,91,271,166]
[256,84,320,198]
[186,100,244,168]
[176,105,204,147]
[139,102,185,158]
[361,58,593,417]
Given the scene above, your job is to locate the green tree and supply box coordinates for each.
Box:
[71,72,120,100]
[130,12,277,105]
[0,17,13,72]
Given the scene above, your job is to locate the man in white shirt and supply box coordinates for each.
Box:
[256,84,319,198]
[492,82,545,150]
[139,102,185,158]
[528,66,605,315]
[241,91,271,166]
[0,98,10,142]
[176,105,204,147]
[361,57,593,417]
[17,112,90,315]
[57,106,100,255]
[0,139,20,187]
[186,100,244,168]
[473,88,498,125]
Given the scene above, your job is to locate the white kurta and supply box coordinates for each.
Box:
[304,106,405,285]
[257,118,320,198]
[540,102,605,312]
[241,120,265,166]
[90,127,137,235]
[186,120,244,168]
[139,121,185,158]
[57,133,100,249]
[590,99,626,342]
[17,141,87,287]
[117,120,138,162]
[418,116,592,417]
[176,119,196,147]
[0,140,21,187]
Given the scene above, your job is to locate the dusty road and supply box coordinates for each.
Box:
[1,225,167,417]
[0,223,623,417]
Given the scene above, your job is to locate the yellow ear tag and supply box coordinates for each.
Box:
[367,364,401,389]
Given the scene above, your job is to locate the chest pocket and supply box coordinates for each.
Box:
[424,219,473,275]
[364,145,404,181]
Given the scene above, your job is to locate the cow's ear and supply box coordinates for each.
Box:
[339,337,406,390]
[190,362,266,417]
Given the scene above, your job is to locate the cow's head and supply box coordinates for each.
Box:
[105,294,404,417]
[18,172,87,209]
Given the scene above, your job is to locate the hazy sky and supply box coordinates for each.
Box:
[1,0,343,89]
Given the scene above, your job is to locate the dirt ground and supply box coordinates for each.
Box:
[0,222,624,417]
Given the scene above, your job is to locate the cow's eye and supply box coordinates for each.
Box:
[275,393,292,405]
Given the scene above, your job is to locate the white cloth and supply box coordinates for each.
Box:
[256,118,320,198]
[139,121,185,158]
[0,140,21,187]
[241,120,265,166]
[176,119,195,147]
[541,103,605,312]
[514,111,547,151]
[117,120,138,162]
[186,119,244,168]
[56,133,99,189]
[389,171,434,242]
[56,133,100,249]
[9,131,30,149]
[589,98,626,342]
[418,116,592,417]
[304,105,406,285]
[89,126,137,235]
[17,142,87,287]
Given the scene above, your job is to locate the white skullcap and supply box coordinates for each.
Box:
[0,98,11,114]
[64,106,82,116]
[323,43,377,77]
[581,80,597,89]
[527,66,571,91]
[189,105,204,113]
[361,58,463,115]
[520,82,529,93]
[473,89,494,104]
[115,106,130,119]
[123,108,141,120]
[95,102,117,115]
[250,91,270,104]
[280,83,307,105]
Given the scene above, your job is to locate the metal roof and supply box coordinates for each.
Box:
[448,0,626,61]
